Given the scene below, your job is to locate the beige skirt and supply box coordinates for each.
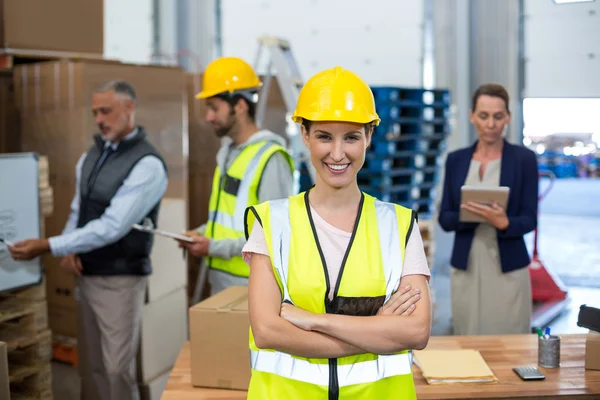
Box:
[451,224,532,335]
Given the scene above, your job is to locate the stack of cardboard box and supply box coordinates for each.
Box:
[0,0,105,155]
[0,0,103,54]
[13,60,189,400]
[0,71,19,154]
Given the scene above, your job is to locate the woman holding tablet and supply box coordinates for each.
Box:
[438,83,539,335]
[242,66,431,399]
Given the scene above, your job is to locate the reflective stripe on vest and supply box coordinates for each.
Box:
[252,196,412,386]
[210,142,276,234]
[250,349,412,387]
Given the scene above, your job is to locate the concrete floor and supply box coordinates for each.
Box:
[52,178,600,400]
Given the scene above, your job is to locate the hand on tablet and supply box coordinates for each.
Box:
[461,201,509,230]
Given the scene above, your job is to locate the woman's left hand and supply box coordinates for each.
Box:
[280,303,319,331]
[461,201,510,230]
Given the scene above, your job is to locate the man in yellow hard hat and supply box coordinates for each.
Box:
[180,56,294,295]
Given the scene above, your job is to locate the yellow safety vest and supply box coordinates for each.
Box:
[244,190,417,399]
[206,140,293,277]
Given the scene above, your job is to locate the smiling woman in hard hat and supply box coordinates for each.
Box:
[242,67,431,399]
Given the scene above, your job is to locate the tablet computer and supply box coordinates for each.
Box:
[459,185,510,223]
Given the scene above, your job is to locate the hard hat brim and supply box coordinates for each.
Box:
[195,82,263,100]
[291,113,381,126]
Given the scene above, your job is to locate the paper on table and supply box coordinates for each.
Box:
[413,349,498,385]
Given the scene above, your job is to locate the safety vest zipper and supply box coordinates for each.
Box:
[208,149,235,266]
[304,190,365,400]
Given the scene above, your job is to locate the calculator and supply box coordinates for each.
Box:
[513,366,546,381]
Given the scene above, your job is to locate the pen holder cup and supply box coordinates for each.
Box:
[538,335,560,368]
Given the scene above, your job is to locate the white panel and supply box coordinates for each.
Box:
[525,0,600,97]
[526,58,600,98]
[221,0,424,87]
[104,0,154,64]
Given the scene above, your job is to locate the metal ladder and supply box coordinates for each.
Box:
[253,35,316,188]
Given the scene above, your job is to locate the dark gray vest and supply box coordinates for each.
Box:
[77,127,167,276]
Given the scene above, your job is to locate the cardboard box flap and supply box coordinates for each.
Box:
[191,286,248,312]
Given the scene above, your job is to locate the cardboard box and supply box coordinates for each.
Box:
[0,342,9,400]
[189,286,250,390]
[0,71,19,154]
[585,331,600,371]
[0,0,103,53]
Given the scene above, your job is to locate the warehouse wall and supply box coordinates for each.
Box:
[524,0,600,98]
[220,0,425,87]
[433,0,522,152]
[104,0,154,63]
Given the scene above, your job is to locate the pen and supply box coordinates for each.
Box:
[0,237,14,247]
[536,328,543,338]
[544,327,551,339]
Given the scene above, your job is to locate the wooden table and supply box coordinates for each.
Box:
[162,334,600,399]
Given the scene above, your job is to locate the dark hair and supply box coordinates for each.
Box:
[301,119,373,135]
[215,92,257,121]
[94,80,137,103]
[471,83,510,113]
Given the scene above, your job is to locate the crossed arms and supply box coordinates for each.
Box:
[248,253,432,359]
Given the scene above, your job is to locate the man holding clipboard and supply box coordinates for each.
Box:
[8,81,168,400]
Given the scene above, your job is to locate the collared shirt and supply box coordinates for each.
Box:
[48,128,168,257]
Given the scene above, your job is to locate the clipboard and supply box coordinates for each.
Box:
[132,224,194,243]
[460,185,510,223]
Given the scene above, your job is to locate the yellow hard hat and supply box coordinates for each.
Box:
[291,66,380,126]
[195,57,262,99]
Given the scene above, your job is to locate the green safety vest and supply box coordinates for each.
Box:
[206,140,293,277]
[244,190,417,399]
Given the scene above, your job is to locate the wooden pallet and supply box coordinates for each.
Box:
[0,299,48,334]
[9,362,53,400]
[6,330,52,367]
[0,47,111,71]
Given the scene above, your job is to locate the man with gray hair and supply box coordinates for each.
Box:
[9,80,168,400]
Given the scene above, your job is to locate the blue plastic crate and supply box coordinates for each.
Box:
[369,137,447,155]
[358,168,440,189]
[377,104,450,122]
[360,182,437,198]
[554,162,578,179]
[373,120,451,139]
[363,151,444,172]
[371,87,451,107]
